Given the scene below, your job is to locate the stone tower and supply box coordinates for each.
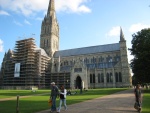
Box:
[40,0,59,57]
[119,27,132,86]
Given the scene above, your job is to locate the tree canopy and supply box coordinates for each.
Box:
[129,28,150,85]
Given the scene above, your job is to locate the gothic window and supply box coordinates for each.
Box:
[119,72,122,82]
[110,73,113,82]
[114,55,120,62]
[115,72,122,82]
[115,72,119,82]
[90,74,92,83]
[101,73,104,82]
[107,73,113,83]
[74,68,82,72]
[93,74,95,83]
[93,57,96,63]
[98,73,104,83]
[107,73,109,83]
[106,55,112,62]
[90,74,95,83]
[87,59,89,63]
[99,56,104,62]
[84,58,86,64]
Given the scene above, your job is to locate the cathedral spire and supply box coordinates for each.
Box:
[120,27,125,41]
[47,0,55,17]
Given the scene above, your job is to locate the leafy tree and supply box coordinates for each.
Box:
[129,28,150,84]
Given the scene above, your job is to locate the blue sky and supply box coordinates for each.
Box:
[0,0,150,66]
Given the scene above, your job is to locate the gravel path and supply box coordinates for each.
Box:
[36,89,138,113]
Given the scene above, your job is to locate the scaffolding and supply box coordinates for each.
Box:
[2,38,50,89]
[45,72,71,89]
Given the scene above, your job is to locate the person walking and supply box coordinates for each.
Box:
[57,85,67,113]
[134,84,142,112]
[50,82,59,113]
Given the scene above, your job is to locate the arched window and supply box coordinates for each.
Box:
[110,73,113,82]
[98,73,100,83]
[115,72,119,82]
[107,73,109,82]
[90,74,92,83]
[93,74,95,83]
[119,72,122,82]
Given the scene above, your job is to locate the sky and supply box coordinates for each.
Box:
[0,0,150,66]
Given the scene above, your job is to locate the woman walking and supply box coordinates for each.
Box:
[57,85,67,113]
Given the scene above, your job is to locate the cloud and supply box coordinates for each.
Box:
[129,23,150,33]
[0,39,4,52]
[24,19,31,25]
[0,10,10,16]
[107,26,120,37]
[56,0,91,13]
[13,20,23,26]
[0,0,91,16]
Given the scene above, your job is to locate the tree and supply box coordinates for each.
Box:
[129,28,150,84]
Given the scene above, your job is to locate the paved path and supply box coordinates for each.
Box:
[36,89,138,113]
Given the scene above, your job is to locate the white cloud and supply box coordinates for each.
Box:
[0,39,4,52]
[13,20,23,26]
[56,0,91,13]
[0,10,10,16]
[107,26,120,37]
[129,23,150,33]
[24,19,31,25]
[0,0,91,16]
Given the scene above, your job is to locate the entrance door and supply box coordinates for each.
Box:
[76,76,82,89]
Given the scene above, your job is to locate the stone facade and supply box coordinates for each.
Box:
[40,0,132,89]
[0,0,132,89]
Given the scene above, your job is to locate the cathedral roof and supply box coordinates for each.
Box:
[35,48,49,58]
[54,43,120,58]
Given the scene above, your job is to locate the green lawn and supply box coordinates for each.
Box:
[0,88,127,113]
[142,89,150,113]
[0,90,50,99]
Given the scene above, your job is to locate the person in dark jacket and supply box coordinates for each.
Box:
[50,82,59,112]
[134,84,142,112]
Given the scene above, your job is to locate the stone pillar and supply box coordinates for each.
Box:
[95,69,98,88]
[103,68,106,87]
[112,68,116,88]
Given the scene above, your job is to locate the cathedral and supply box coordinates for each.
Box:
[0,0,132,89]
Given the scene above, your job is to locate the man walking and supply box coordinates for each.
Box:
[50,82,59,112]
[134,84,142,112]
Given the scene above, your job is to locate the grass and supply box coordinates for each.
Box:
[142,89,150,113]
[0,90,50,99]
[0,88,127,113]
